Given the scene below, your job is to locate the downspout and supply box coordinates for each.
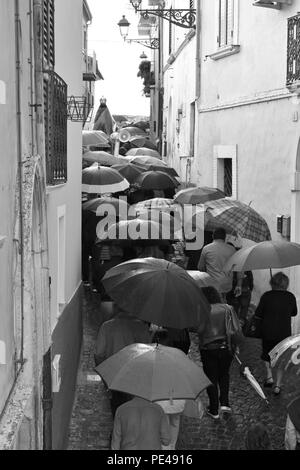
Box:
[195,0,201,104]
[14,0,26,369]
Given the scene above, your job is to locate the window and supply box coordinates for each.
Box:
[213,145,237,198]
[210,0,240,60]
[42,0,68,185]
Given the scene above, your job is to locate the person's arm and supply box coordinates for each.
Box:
[197,248,206,271]
[291,295,298,317]
[285,415,297,450]
[160,413,171,447]
[234,272,244,297]
[111,411,122,450]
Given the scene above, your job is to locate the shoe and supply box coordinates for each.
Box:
[83,281,90,287]
[273,385,281,396]
[220,406,232,413]
[263,378,274,388]
[206,407,220,420]
[91,287,98,293]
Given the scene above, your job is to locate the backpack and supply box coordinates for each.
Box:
[224,305,242,352]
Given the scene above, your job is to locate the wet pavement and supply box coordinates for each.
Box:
[67,288,299,450]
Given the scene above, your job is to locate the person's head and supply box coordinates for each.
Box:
[270,272,289,291]
[201,286,222,304]
[213,227,226,241]
[245,423,272,450]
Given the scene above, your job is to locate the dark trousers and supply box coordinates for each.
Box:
[200,347,233,415]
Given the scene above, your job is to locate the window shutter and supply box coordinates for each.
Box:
[218,0,235,48]
[227,0,234,45]
[43,0,55,69]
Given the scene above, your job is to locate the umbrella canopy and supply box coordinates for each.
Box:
[135,171,179,190]
[131,198,179,213]
[174,187,225,205]
[102,258,211,329]
[144,165,179,178]
[187,271,217,288]
[111,163,144,184]
[130,210,183,240]
[224,240,300,272]
[204,198,271,243]
[270,334,300,375]
[128,155,167,167]
[132,138,158,150]
[83,151,126,166]
[95,343,211,401]
[82,130,110,147]
[82,196,129,218]
[126,148,161,158]
[97,218,163,243]
[82,165,129,194]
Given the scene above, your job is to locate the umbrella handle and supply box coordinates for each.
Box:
[270,268,273,279]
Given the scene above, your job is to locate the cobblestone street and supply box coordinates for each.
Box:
[67,288,299,450]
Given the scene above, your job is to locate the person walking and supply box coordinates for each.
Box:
[198,286,244,419]
[198,228,242,302]
[285,395,300,450]
[156,399,186,450]
[255,272,297,395]
[111,396,171,450]
[227,270,254,327]
[95,307,151,416]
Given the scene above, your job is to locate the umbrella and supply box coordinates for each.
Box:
[135,171,179,190]
[95,343,211,401]
[131,198,180,214]
[82,165,129,194]
[128,155,167,167]
[224,240,300,272]
[174,187,226,205]
[234,354,269,404]
[121,126,147,145]
[204,198,271,243]
[187,271,217,288]
[126,148,161,158]
[102,258,211,329]
[111,163,144,184]
[82,130,110,147]
[269,334,300,375]
[130,210,183,241]
[144,165,179,178]
[83,151,127,166]
[82,196,129,219]
[96,218,163,243]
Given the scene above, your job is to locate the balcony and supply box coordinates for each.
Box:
[287,13,300,93]
[83,52,103,82]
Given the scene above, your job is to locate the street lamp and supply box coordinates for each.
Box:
[118,15,130,39]
[129,0,196,29]
[140,51,148,59]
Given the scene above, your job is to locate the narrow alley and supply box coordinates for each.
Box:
[67,288,299,451]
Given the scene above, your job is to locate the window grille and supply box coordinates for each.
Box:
[44,72,68,185]
[224,158,232,196]
[218,0,234,48]
[43,0,55,69]
[287,14,300,88]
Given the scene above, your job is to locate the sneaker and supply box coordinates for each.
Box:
[220,406,232,413]
[206,407,220,419]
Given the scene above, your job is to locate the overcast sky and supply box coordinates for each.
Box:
[88,0,150,117]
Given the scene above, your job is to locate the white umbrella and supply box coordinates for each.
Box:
[82,130,110,147]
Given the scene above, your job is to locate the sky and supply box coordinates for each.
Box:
[87,0,150,117]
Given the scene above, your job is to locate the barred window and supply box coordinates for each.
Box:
[42,0,68,185]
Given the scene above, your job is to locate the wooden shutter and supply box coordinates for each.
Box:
[43,0,55,69]
[218,0,234,47]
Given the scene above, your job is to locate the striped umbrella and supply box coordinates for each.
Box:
[82,165,129,194]
[204,198,271,243]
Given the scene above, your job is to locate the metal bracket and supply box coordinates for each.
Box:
[139,8,196,29]
[126,37,159,49]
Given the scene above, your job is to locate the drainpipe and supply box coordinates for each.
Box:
[195,0,201,104]
[14,0,26,370]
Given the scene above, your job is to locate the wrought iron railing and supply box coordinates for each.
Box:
[67,93,94,123]
[44,71,68,185]
[287,13,300,89]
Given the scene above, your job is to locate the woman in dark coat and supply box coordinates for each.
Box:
[255,272,297,395]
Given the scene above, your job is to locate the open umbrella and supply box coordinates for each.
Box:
[269,334,300,375]
[111,162,144,184]
[82,196,129,219]
[82,165,129,194]
[96,218,163,243]
[224,240,300,272]
[83,151,127,166]
[130,210,183,241]
[144,165,179,178]
[102,258,210,329]
[95,343,211,401]
[128,155,167,167]
[204,198,271,243]
[132,138,158,150]
[234,354,269,404]
[82,130,110,147]
[131,198,180,214]
[187,271,217,288]
[174,187,225,205]
[126,148,161,158]
[135,171,179,190]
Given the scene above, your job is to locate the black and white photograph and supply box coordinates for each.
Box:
[0,0,300,456]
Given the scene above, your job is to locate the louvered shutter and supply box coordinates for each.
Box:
[226,0,234,45]
[218,0,234,47]
[43,0,55,69]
